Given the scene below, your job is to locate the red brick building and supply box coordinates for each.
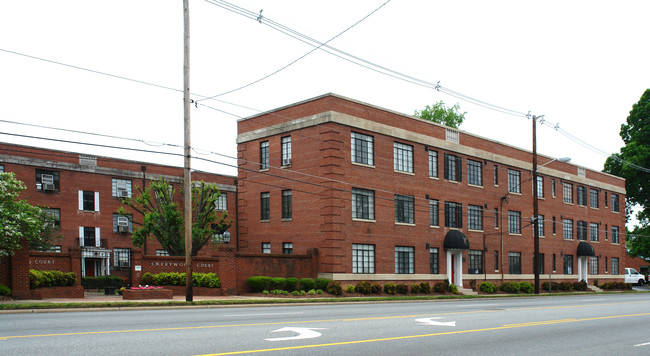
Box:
[236,94,628,288]
[0,143,236,282]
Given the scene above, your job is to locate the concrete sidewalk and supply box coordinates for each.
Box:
[1,291,273,305]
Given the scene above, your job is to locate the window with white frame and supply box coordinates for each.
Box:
[393,142,413,173]
[509,252,521,274]
[563,182,573,203]
[508,211,521,234]
[468,205,483,231]
[351,132,374,166]
[564,255,574,274]
[589,256,598,275]
[611,226,619,244]
[444,153,462,182]
[113,248,131,268]
[507,169,520,193]
[113,213,132,233]
[260,141,269,170]
[112,178,132,198]
[352,244,375,274]
[577,186,587,206]
[42,208,61,230]
[429,199,439,227]
[216,192,227,210]
[444,201,463,228]
[590,223,599,242]
[467,159,482,186]
[352,188,374,220]
[430,248,439,274]
[281,136,292,166]
[394,194,414,224]
[262,242,271,254]
[537,215,545,237]
[395,246,414,274]
[428,149,438,178]
[536,176,544,198]
[79,190,99,212]
[469,250,483,274]
[589,188,599,208]
[563,219,573,240]
[80,226,100,247]
[577,221,588,241]
[611,193,620,212]
[611,257,619,274]
[35,169,60,192]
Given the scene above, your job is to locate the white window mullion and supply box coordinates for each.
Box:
[94,192,100,211]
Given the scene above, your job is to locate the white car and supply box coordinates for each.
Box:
[624,268,646,285]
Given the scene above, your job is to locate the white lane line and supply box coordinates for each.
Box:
[458,304,499,307]
[223,312,304,317]
[634,342,650,347]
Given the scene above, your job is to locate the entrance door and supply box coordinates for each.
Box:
[84,260,96,277]
[446,250,463,287]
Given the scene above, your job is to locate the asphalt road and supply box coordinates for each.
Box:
[1,294,649,355]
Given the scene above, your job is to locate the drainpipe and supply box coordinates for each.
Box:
[235,178,239,252]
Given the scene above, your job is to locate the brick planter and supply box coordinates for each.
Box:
[164,286,224,296]
[31,285,85,299]
[122,288,173,300]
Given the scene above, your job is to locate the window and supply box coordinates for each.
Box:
[564,255,574,274]
[589,189,599,208]
[112,178,132,198]
[78,191,100,213]
[611,194,620,212]
[79,226,99,247]
[494,208,499,229]
[577,221,588,241]
[216,192,227,210]
[260,192,270,221]
[282,242,293,254]
[156,249,170,256]
[536,176,544,198]
[0,164,3,173]
[113,213,132,233]
[509,252,521,274]
[281,190,292,220]
[493,165,498,186]
[553,216,557,234]
[494,251,499,272]
[259,141,269,170]
[428,150,438,178]
[605,257,608,273]
[563,182,573,203]
[589,256,598,275]
[262,242,271,254]
[469,250,483,274]
[468,205,483,231]
[563,219,573,240]
[507,169,520,193]
[611,257,619,274]
[605,192,608,207]
[536,215,544,237]
[535,253,545,274]
[35,169,60,192]
[395,194,415,224]
[281,136,291,166]
[42,208,61,230]
[395,246,414,274]
[430,248,439,274]
[551,179,556,197]
[577,186,587,206]
[444,201,463,228]
[444,153,462,182]
[446,128,459,143]
[508,211,521,234]
[611,226,619,244]
[552,254,556,272]
[467,159,482,186]
[352,244,375,274]
[47,245,62,253]
[351,132,374,165]
[393,142,413,173]
[590,223,599,242]
[352,188,375,220]
[113,248,131,268]
[429,199,439,227]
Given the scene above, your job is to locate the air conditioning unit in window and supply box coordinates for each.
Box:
[120,261,130,268]
[117,188,129,198]
[282,158,291,166]
[41,174,54,184]
[43,183,56,191]
[118,226,130,233]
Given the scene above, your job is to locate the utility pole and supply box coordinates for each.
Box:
[532,115,540,294]
[183,0,193,302]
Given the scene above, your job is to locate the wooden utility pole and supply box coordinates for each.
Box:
[183,0,193,302]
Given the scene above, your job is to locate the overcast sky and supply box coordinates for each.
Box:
[1,0,648,180]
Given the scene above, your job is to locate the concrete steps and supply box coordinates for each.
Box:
[458,287,478,296]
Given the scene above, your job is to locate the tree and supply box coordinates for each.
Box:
[0,172,56,256]
[414,100,466,128]
[119,178,232,256]
[604,89,650,261]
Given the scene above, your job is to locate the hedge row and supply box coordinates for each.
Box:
[247,276,332,293]
[30,270,77,289]
[81,276,125,290]
[140,272,221,288]
[0,283,11,296]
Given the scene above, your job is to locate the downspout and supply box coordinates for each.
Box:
[235,178,239,252]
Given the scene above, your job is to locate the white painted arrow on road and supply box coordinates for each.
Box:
[415,317,456,327]
[265,327,328,341]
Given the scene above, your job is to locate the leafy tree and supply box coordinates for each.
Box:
[119,178,232,256]
[0,172,56,256]
[604,89,650,261]
[414,100,466,128]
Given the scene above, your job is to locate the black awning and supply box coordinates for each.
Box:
[443,230,470,250]
[577,241,596,256]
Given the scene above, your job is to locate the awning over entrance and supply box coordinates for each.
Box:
[576,241,595,256]
[443,230,470,250]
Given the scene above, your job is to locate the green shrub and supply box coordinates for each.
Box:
[410,283,421,294]
[299,278,315,291]
[316,289,323,294]
[469,279,477,291]
[541,281,560,291]
[314,278,332,290]
[308,289,316,295]
[31,270,77,289]
[291,290,300,296]
[326,281,342,295]
[519,281,534,294]
[270,277,287,291]
[194,273,221,288]
[285,277,298,292]
[0,283,11,296]
[345,284,355,293]
[140,273,154,285]
[247,276,272,292]
[383,282,396,295]
[433,282,447,293]
[355,281,373,295]
[419,282,431,294]
[558,282,573,291]
[573,280,588,291]
[449,284,460,295]
[396,284,409,294]
[371,283,383,294]
[479,281,497,294]
[593,279,599,287]
[500,281,521,293]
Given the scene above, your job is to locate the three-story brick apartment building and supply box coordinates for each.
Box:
[0,143,236,281]
[235,94,627,288]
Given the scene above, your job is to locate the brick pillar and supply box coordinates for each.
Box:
[309,248,320,278]
[10,241,31,299]
[68,246,82,286]
[131,248,143,287]
[218,246,237,295]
